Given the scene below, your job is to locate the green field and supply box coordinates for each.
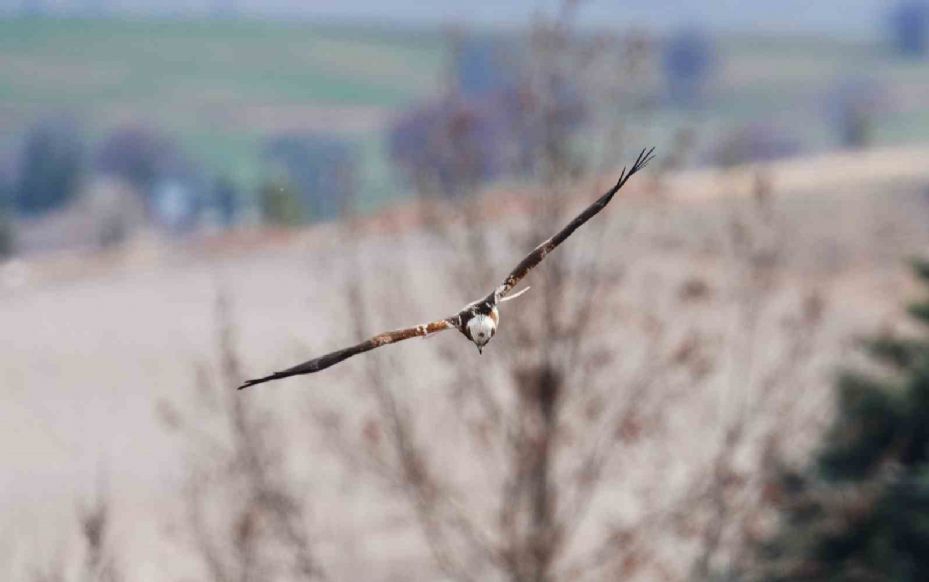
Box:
[713,33,929,147]
[0,17,447,208]
[2,17,929,212]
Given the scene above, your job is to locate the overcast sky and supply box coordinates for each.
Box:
[0,0,901,38]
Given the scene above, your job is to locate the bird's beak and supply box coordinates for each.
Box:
[477,345,483,355]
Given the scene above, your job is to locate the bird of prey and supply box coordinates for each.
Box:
[238,147,655,390]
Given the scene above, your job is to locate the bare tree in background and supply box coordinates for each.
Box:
[317,3,683,580]
[159,293,324,582]
[315,4,835,581]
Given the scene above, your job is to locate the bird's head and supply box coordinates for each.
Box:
[467,313,497,354]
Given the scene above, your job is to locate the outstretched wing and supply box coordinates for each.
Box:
[239,147,654,389]
[238,318,455,389]
[489,147,655,302]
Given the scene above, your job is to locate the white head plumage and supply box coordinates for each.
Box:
[467,313,497,353]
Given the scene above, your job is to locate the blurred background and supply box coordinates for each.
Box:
[3,0,929,580]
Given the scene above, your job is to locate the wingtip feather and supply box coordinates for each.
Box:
[237,376,272,390]
[633,146,657,172]
[614,146,656,190]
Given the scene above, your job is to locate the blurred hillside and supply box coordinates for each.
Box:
[0,17,445,199]
[1,15,929,256]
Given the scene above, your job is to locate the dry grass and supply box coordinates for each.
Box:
[1,150,927,579]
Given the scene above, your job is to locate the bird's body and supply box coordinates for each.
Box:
[463,303,498,353]
[238,148,655,390]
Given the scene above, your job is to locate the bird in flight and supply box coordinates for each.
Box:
[238,147,655,390]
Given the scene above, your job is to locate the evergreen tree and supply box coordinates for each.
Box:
[14,118,85,216]
[749,260,929,581]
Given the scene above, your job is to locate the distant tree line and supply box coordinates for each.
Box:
[13,116,85,217]
[0,116,360,254]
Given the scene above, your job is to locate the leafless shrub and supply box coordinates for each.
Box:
[77,490,122,582]
[159,291,324,581]
[26,488,122,582]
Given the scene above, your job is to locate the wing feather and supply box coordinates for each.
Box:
[238,318,455,389]
[489,147,655,302]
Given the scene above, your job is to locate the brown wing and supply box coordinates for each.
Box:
[238,318,455,389]
[489,147,655,303]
